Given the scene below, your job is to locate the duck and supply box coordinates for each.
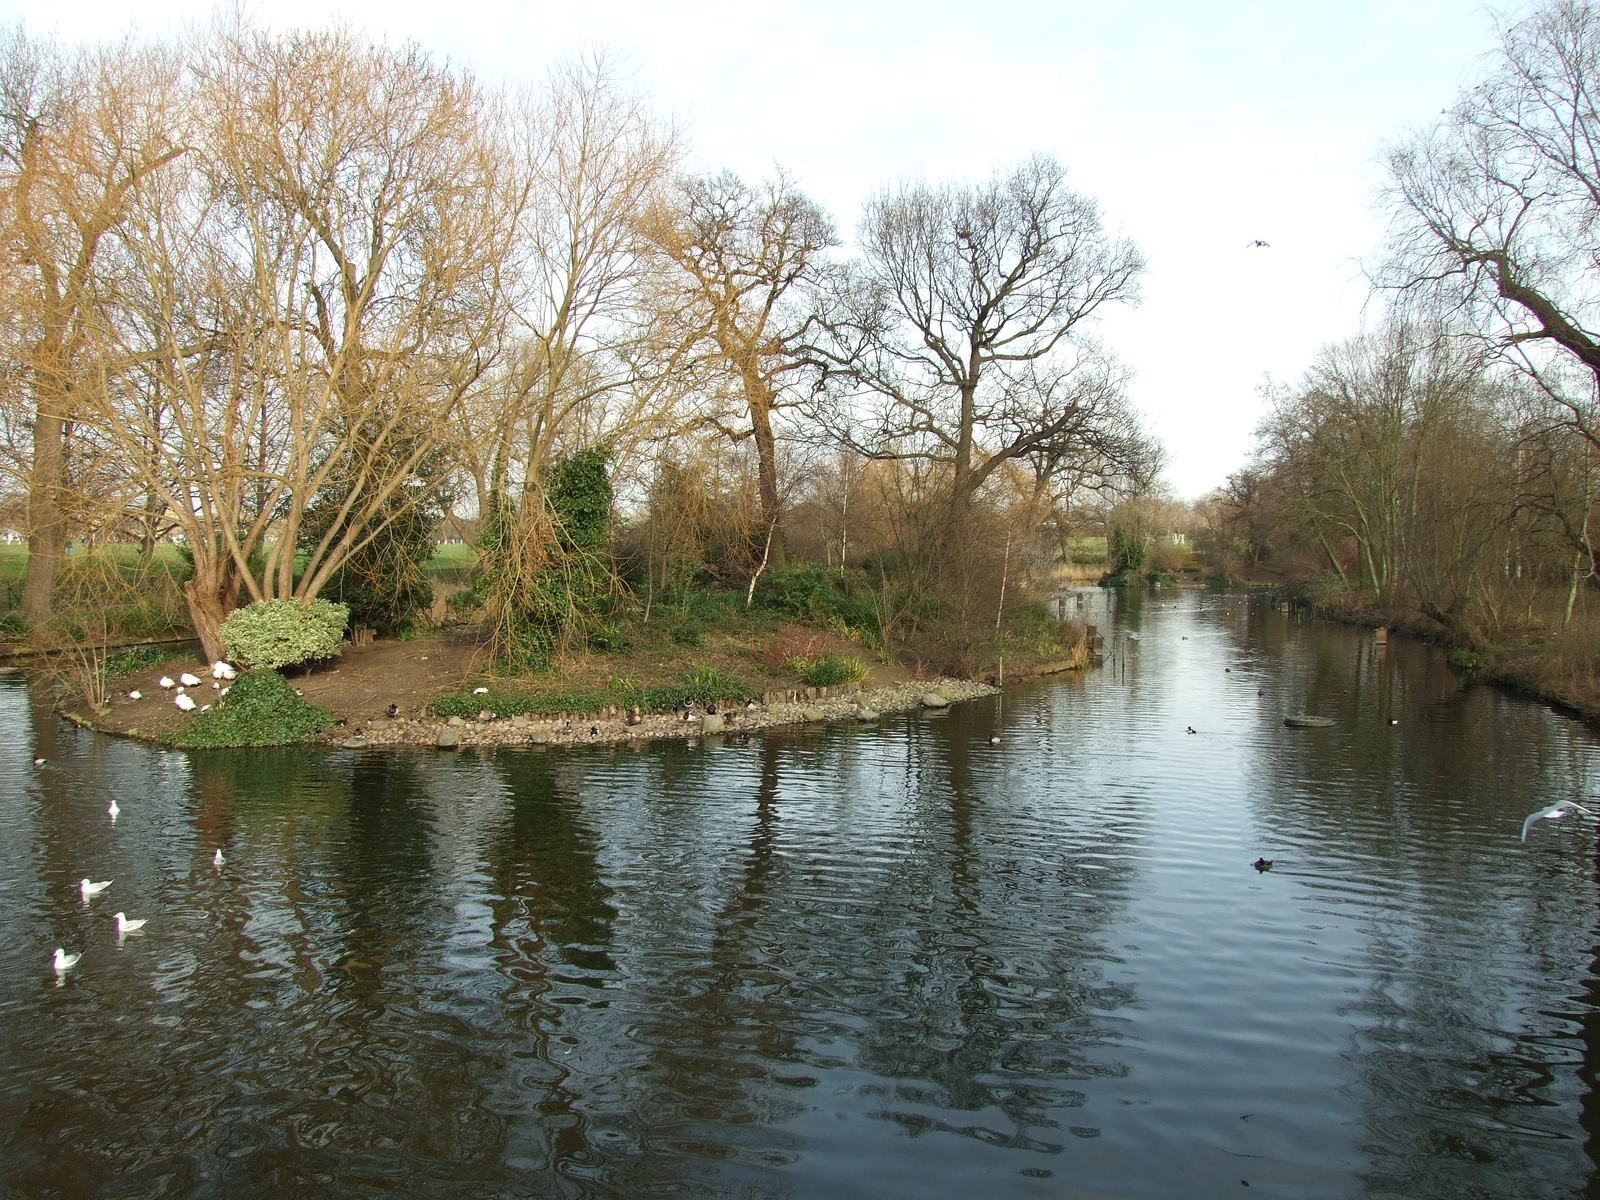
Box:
[1387,717,1399,726]
[114,912,147,935]
[53,948,81,972]
[80,878,111,899]
[386,704,399,718]
[1185,726,1197,734]
[745,698,760,710]
[589,725,599,737]
[1252,858,1273,873]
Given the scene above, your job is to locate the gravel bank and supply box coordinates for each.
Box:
[329,678,999,750]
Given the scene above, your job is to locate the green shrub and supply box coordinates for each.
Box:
[800,653,868,687]
[105,644,174,680]
[170,669,331,748]
[221,598,349,670]
[756,562,843,620]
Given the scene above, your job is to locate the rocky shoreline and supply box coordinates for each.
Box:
[330,678,1000,751]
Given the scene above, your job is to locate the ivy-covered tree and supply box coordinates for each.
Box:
[477,446,615,669]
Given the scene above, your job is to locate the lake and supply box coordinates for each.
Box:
[2,590,1598,1198]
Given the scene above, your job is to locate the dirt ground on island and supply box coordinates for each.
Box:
[80,621,937,744]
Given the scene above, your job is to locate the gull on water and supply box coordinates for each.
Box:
[214,848,224,868]
[53,948,80,973]
[79,878,111,899]
[114,912,147,936]
[108,798,119,821]
[1521,799,1597,842]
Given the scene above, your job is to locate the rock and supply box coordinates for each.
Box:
[856,708,880,721]
[341,736,368,750]
[702,713,726,733]
[436,728,462,748]
[529,731,551,744]
[448,716,466,728]
[802,708,827,722]
[921,692,949,708]
[510,714,529,727]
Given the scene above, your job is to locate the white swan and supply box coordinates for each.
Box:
[178,673,201,687]
[54,948,80,971]
[158,676,175,689]
[114,912,147,935]
[80,878,111,899]
[108,799,119,821]
[175,693,197,712]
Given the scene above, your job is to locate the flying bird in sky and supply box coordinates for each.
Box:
[1247,239,1271,248]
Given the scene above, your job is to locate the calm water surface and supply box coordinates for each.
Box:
[4,591,1600,1198]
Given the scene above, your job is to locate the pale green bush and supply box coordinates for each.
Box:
[221,598,349,670]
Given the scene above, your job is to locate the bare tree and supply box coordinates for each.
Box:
[459,53,679,514]
[96,23,516,659]
[1385,0,1600,444]
[0,30,184,621]
[642,168,836,550]
[816,154,1147,542]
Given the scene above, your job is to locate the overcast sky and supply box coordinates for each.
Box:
[0,0,1517,496]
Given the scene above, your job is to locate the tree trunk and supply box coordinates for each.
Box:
[746,384,786,565]
[21,404,66,624]
[184,579,231,664]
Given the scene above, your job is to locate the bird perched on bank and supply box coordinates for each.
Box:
[745,699,760,710]
[158,676,175,689]
[128,690,141,700]
[114,912,146,936]
[706,703,717,716]
[1521,799,1596,842]
[54,948,80,973]
[1252,858,1273,872]
[179,673,201,687]
[211,661,236,680]
[175,693,197,712]
[386,704,399,718]
[589,725,599,737]
[80,878,111,899]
